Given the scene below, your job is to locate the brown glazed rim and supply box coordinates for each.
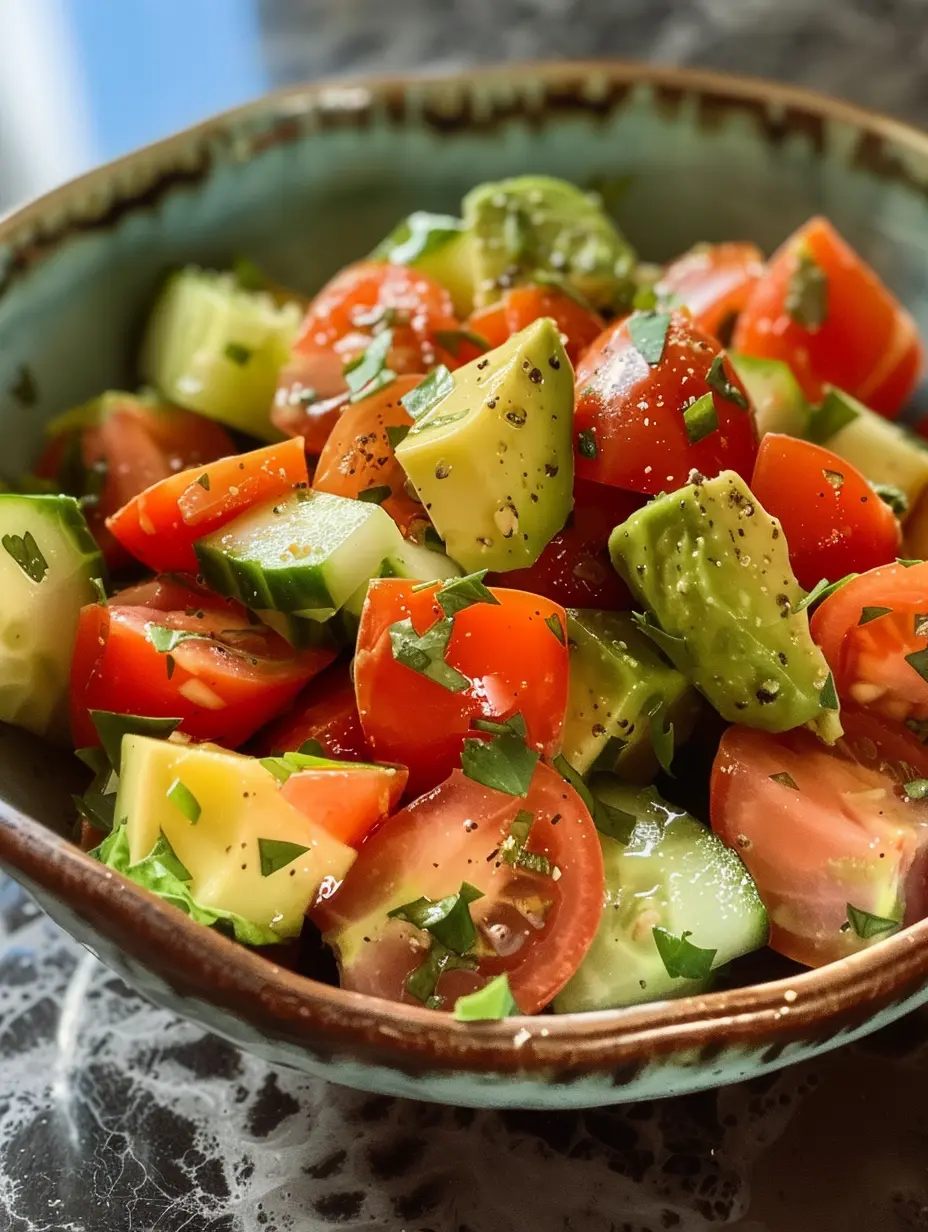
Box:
[3,61,928,1079]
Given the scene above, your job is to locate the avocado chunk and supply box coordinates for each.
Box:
[729,354,812,438]
[609,470,842,741]
[372,211,476,317]
[105,735,356,943]
[395,318,574,572]
[462,176,636,312]
[562,609,700,781]
[554,780,768,1012]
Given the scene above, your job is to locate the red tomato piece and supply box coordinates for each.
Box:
[272,262,460,453]
[312,374,425,537]
[811,562,928,728]
[106,437,309,574]
[354,580,570,796]
[35,397,234,570]
[486,479,640,609]
[314,763,604,1014]
[70,593,334,750]
[711,718,928,967]
[574,310,758,494]
[468,283,605,366]
[655,242,765,340]
[751,434,901,590]
[732,216,923,417]
[281,762,407,849]
[251,661,372,762]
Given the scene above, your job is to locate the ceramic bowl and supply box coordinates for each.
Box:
[3,62,928,1110]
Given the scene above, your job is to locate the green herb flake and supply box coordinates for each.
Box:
[357,485,391,505]
[544,613,566,644]
[91,576,107,605]
[400,365,454,422]
[807,388,860,444]
[2,531,48,583]
[9,364,38,407]
[627,310,672,366]
[389,882,484,955]
[343,329,396,402]
[873,483,908,517]
[705,354,749,410]
[904,778,928,800]
[682,392,719,445]
[770,771,800,791]
[453,974,520,1022]
[166,654,176,680]
[648,701,675,776]
[498,809,552,876]
[90,711,182,773]
[795,573,857,613]
[386,424,410,450]
[472,714,526,738]
[407,943,477,1008]
[297,738,326,757]
[461,723,539,798]
[652,927,717,980]
[577,428,598,460]
[258,837,310,877]
[433,329,491,357]
[436,570,500,618]
[372,211,464,265]
[224,341,253,366]
[195,473,211,491]
[389,616,469,693]
[167,778,201,824]
[905,647,928,684]
[845,902,899,939]
[820,671,839,711]
[859,605,893,625]
[552,754,637,844]
[148,831,193,883]
[145,623,214,655]
[785,248,829,330]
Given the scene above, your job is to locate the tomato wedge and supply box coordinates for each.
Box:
[468,283,605,365]
[70,584,334,749]
[106,437,309,573]
[354,579,570,796]
[281,762,407,848]
[312,374,424,536]
[485,479,640,609]
[314,764,604,1014]
[711,718,928,967]
[811,561,928,727]
[732,216,923,417]
[251,661,372,761]
[751,434,901,590]
[574,310,758,494]
[654,242,765,341]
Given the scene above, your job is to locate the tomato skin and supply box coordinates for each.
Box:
[70,596,334,750]
[314,763,604,1014]
[751,434,901,591]
[251,662,372,761]
[106,437,309,574]
[811,561,928,726]
[710,720,928,967]
[486,479,640,609]
[573,311,758,494]
[468,284,605,366]
[281,763,407,848]
[732,216,923,417]
[312,374,424,536]
[35,398,234,570]
[272,262,460,453]
[655,242,765,340]
[355,580,570,796]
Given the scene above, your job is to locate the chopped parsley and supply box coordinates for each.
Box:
[873,483,909,517]
[453,974,520,1022]
[577,428,598,460]
[2,531,48,583]
[785,247,828,330]
[769,771,800,791]
[224,341,252,366]
[386,424,410,450]
[498,809,552,876]
[167,778,201,824]
[145,624,214,654]
[544,612,566,644]
[807,388,860,444]
[844,903,899,939]
[820,671,839,711]
[344,330,396,403]
[258,837,310,877]
[400,365,454,422]
[905,647,928,684]
[356,485,391,505]
[372,211,464,265]
[195,473,211,491]
[682,392,718,445]
[795,573,856,613]
[433,329,491,357]
[91,576,107,605]
[859,605,893,625]
[652,927,716,980]
[627,310,671,365]
[461,716,538,797]
[389,882,484,1006]
[705,354,749,410]
[904,778,928,800]
[436,570,500,618]
[389,616,469,693]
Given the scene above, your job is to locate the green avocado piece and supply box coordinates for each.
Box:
[609,470,842,741]
[553,780,768,1012]
[395,317,574,573]
[371,211,476,318]
[462,175,636,312]
[562,609,700,781]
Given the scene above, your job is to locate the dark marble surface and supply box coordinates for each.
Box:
[5,4,928,1229]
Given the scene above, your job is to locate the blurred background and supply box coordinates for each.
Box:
[3,0,927,210]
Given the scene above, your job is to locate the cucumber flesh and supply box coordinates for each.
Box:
[195,490,404,617]
[140,268,302,440]
[381,539,463,582]
[0,494,103,742]
[729,353,811,438]
[554,780,768,1013]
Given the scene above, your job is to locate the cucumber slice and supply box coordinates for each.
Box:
[554,781,768,1013]
[195,490,403,617]
[380,538,463,583]
[0,494,103,742]
[254,609,341,650]
[140,268,302,440]
[729,353,812,438]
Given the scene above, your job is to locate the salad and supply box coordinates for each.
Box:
[6,175,928,1021]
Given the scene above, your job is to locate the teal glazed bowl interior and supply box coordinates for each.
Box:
[4,62,928,1110]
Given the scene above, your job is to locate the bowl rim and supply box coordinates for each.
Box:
[3,58,928,1077]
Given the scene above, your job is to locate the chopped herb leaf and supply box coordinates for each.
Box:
[682,392,718,445]
[424,526,446,551]
[297,738,326,757]
[845,902,899,939]
[407,942,477,1007]
[166,654,176,680]
[577,428,598,459]
[386,424,410,450]
[195,473,211,491]
[872,483,908,516]
[859,605,893,625]
[905,647,928,684]
[898,559,923,568]
[823,468,845,492]
[224,342,252,366]
[795,573,857,613]
[705,354,749,410]
[785,248,828,329]
[2,531,48,583]
[552,754,637,843]
[389,882,484,955]
[147,831,193,883]
[652,927,716,980]
[436,570,499,618]
[400,365,454,422]
[472,714,527,738]
[453,974,520,1021]
[498,808,552,876]
[90,576,107,605]
[807,388,860,444]
[343,330,396,402]
[627,311,671,366]
[461,725,538,798]
[631,610,692,670]
[820,671,839,711]
[258,837,310,877]
[770,771,800,791]
[434,329,491,357]
[389,616,469,692]
[904,778,928,800]
[167,778,201,824]
[372,211,464,265]
[9,364,38,407]
[544,612,566,644]
[357,485,391,505]
[145,623,215,654]
[90,711,181,773]
[73,785,117,834]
